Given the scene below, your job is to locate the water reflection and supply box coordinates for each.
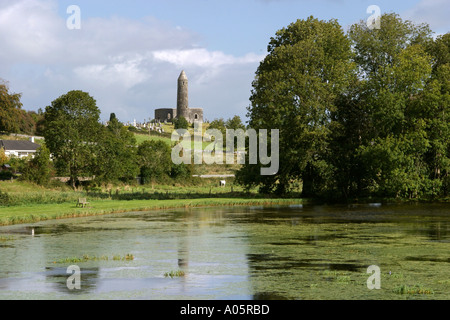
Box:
[178,236,189,269]
[246,254,365,272]
[405,221,450,241]
[45,267,99,295]
[0,203,449,299]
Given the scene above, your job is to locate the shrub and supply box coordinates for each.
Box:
[0,190,10,206]
[127,126,139,133]
[171,163,193,180]
[174,116,189,130]
[0,171,13,181]
[21,145,53,186]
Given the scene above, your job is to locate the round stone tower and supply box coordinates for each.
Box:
[177,70,189,120]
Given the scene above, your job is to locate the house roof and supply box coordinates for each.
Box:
[0,140,41,151]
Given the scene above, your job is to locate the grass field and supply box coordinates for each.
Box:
[0,180,302,226]
[0,195,302,227]
[133,132,226,151]
[0,179,249,204]
[133,133,172,145]
[133,123,243,151]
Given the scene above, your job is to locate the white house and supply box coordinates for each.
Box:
[0,139,41,158]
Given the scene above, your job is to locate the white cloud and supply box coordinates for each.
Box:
[403,0,450,33]
[74,54,151,89]
[0,0,62,64]
[153,48,263,69]
[0,0,261,122]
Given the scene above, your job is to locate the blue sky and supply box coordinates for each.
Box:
[1,0,448,124]
[53,0,437,55]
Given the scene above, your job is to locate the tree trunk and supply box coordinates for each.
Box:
[70,177,76,190]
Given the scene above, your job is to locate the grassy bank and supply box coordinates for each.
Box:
[0,197,303,226]
[0,180,302,226]
[0,180,276,205]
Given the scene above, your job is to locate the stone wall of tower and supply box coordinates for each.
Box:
[177,70,189,120]
[155,108,176,122]
[188,108,204,123]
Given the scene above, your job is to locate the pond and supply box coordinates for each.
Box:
[0,203,449,300]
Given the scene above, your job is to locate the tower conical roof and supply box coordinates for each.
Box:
[178,70,187,80]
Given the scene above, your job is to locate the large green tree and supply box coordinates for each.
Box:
[44,90,102,189]
[225,115,245,131]
[225,115,246,152]
[94,114,140,183]
[238,16,354,195]
[420,33,450,194]
[0,80,22,133]
[208,118,226,137]
[332,13,447,199]
[137,140,172,184]
[238,13,448,200]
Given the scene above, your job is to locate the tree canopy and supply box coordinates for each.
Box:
[0,80,22,133]
[174,116,189,130]
[44,90,102,188]
[138,140,172,184]
[239,16,355,195]
[238,13,449,200]
[94,114,140,183]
